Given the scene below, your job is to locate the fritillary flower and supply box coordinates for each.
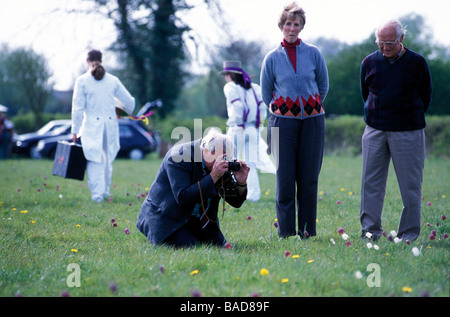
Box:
[124,228,130,235]
[191,289,202,297]
[109,282,118,294]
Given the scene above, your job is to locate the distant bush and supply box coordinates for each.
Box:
[324,115,450,158]
[324,115,366,156]
[11,112,70,134]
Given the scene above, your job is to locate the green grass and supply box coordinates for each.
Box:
[0,154,448,297]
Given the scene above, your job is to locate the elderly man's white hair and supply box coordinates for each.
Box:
[201,128,235,157]
[376,19,407,40]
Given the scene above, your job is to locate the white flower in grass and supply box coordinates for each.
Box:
[394,237,402,243]
[341,233,348,240]
[411,247,421,256]
[373,244,379,250]
[390,230,397,237]
[366,242,373,249]
[354,271,363,279]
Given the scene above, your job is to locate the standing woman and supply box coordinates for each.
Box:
[71,49,135,202]
[260,2,329,238]
[220,60,274,202]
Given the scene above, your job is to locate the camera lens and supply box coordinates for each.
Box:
[228,160,241,172]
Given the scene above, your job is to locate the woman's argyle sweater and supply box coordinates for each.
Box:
[260,41,329,119]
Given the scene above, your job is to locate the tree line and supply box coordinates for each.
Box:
[0,1,448,131]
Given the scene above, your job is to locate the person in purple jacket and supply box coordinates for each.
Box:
[359,19,432,241]
[260,2,329,239]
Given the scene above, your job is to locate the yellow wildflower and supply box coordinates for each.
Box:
[260,268,269,276]
[20,210,28,214]
[190,270,199,276]
[281,278,289,283]
[402,286,412,293]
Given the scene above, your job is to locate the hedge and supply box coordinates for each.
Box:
[157,114,449,158]
[11,113,449,158]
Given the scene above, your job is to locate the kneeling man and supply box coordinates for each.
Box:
[136,129,249,247]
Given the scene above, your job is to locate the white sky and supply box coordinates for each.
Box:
[0,0,449,91]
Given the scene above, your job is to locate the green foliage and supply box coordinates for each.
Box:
[322,13,450,116]
[0,45,53,129]
[10,113,70,134]
[0,156,448,297]
[324,115,450,157]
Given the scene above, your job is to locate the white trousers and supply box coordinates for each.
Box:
[86,128,113,202]
[227,126,260,201]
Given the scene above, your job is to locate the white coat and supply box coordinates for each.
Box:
[224,81,275,201]
[71,71,135,163]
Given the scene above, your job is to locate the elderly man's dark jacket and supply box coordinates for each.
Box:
[136,139,246,245]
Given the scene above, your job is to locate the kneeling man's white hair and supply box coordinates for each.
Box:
[201,128,235,156]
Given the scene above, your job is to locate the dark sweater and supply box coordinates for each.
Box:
[360,48,432,131]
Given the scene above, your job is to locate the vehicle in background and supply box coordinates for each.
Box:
[12,120,71,157]
[34,118,159,160]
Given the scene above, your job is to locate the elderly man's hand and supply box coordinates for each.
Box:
[210,154,229,183]
[234,161,250,185]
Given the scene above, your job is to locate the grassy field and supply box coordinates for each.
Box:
[0,154,448,298]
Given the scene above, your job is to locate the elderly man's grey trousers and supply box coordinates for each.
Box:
[360,126,425,240]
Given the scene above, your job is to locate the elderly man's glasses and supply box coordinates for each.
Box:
[375,39,398,47]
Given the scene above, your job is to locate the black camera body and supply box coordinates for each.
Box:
[217,157,241,197]
[228,159,241,172]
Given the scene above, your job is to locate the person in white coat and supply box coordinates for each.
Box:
[220,60,275,202]
[71,49,135,202]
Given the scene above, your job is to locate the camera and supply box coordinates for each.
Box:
[224,156,241,172]
[228,159,241,172]
[217,156,241,197]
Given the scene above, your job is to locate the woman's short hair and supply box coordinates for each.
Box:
[278,2,306,30]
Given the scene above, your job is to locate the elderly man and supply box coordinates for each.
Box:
[136,129,249,247]
[359,19,432,241]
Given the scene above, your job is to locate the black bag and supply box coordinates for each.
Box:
[52,141,87,181]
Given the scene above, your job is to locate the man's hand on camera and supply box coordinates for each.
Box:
[210,154,229,183]
[234,161,249,186]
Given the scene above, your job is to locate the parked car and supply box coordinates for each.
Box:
[13,120,72,157]
[34,118,159,160]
